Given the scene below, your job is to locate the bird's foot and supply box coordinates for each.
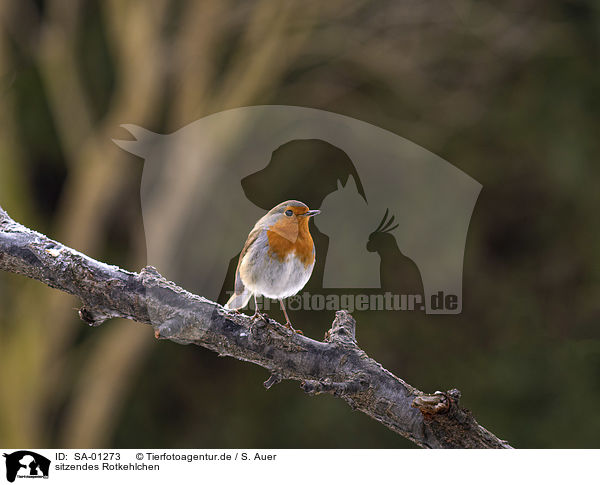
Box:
[251,311,270,323]
[284,321,303,335]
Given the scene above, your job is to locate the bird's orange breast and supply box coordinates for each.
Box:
[266,217,315,268]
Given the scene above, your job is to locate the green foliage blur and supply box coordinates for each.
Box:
[0,0,599,448]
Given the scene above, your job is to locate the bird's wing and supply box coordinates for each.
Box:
[225,228,260,309]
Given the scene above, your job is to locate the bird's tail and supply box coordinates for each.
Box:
[225,288,253,310]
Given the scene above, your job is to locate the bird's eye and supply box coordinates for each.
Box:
[285,210,293,217]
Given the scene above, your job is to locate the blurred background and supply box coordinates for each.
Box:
[0,0,599,448]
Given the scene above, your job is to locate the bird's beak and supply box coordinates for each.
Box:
[302,209,321,217]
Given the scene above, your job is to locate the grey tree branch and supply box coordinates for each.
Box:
[0,206,511,448]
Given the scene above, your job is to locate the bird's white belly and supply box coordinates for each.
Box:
[241,249,314,300]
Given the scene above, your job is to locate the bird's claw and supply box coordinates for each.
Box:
[284,322,303,335]
[251,311,270,323]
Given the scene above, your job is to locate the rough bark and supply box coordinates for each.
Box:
[0,206,511,448]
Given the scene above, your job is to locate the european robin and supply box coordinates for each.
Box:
[225,200,320,331]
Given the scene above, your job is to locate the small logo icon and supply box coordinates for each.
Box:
[3,451,50,482]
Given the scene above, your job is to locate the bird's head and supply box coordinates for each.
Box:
[261,200,320,241]
[367,208,399,252]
